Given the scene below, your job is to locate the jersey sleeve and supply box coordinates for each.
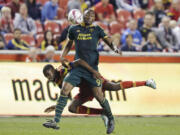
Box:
[97,25,108,39]
[68,26,75,40]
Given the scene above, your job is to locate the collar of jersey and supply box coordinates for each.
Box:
[81,22,94,28]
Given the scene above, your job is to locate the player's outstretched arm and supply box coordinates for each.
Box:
[72,59,102,79]
[60,39,73,64]
[103,37,122,55]
[44,105,56,113]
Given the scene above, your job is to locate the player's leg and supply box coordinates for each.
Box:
[43,70,81,129]
[69,94,103,114]
[43,82,74,129]
[103,79,156,91]
[92,86,114,134]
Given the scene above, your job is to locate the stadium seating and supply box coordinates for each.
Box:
[21,34,36,46]
[59,20,69,33]
[37,0,48,5]
[116,9,132,25]
[59,0,68,10]
[35,21,44,34]
[94,21,109,33]
[4,33,14,43]
[44,21,61,34]
[36,34,44,47]
[133,9,146,20]
[109,21,124,35]
[57,8,66,19]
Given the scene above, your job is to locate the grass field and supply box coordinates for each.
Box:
[0,116,180,135]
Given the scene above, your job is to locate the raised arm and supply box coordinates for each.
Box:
[102,37,122,55]
[60,39,73,64]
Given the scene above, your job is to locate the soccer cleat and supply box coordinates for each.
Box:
[106,119,115,134]
[101,114,108,128]
[146,79,156,89]
[42,119,60,130]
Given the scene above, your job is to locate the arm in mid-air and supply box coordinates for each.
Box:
[44,105,56,113]
[60,39,73,64]
[102,37,122,55]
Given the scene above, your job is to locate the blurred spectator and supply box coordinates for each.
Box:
[142,32,162,52]
[0,0,9,5]
[67,0,81,13]
[6,0,23,19]
[111,33,121,48]
[25,0,42,20]
[25,47,40,62]
[167,0,180,21]
[162,0,172,9]
[138,0,149,9]
[121,19,142,47]
[14,4,37,36]
[156,16,178,51]
[98,41,111,52]
[87,0,100,7]
[41,0,58,23]
[153,0,166,27]
[41,30,59,51]
[116,0,140,12]
[0,6,14,34]
[67,0,90,13]
[6,28,29,50]
[43,45,57,62]
[0,33,7,49]
[121,34,137,51]
[170,20,180,48]
[109,0,117,10]
[94,0,116,24]
[139,12,155,41]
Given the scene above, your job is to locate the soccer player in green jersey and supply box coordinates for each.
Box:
[43,9,121,134]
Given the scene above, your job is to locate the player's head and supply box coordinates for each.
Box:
[43,64,55,81]
[83,9,95,26]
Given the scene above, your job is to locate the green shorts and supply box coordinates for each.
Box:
[63,67,101,87]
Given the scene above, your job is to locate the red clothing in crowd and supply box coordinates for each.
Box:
[0,0,10,5]
[94,2,115,20]
[168,7,180,21]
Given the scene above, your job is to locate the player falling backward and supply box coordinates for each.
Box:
[43,9,155,134]
[42,60,156,128]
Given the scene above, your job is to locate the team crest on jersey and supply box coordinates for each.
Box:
[77,30,80,32]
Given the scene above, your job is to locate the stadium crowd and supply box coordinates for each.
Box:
[0,0,180,57]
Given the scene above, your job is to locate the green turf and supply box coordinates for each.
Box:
[0,116,179,135]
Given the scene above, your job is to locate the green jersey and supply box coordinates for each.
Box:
[68,23,107,70]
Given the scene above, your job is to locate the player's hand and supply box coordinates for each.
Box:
[60,57,69,66]
[93,71,102,80]
[44,105,56,113]
[114,47,122,55]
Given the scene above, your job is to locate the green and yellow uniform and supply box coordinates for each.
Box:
[64,23,107,87]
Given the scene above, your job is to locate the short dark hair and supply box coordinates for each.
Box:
[43,64,54,76]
